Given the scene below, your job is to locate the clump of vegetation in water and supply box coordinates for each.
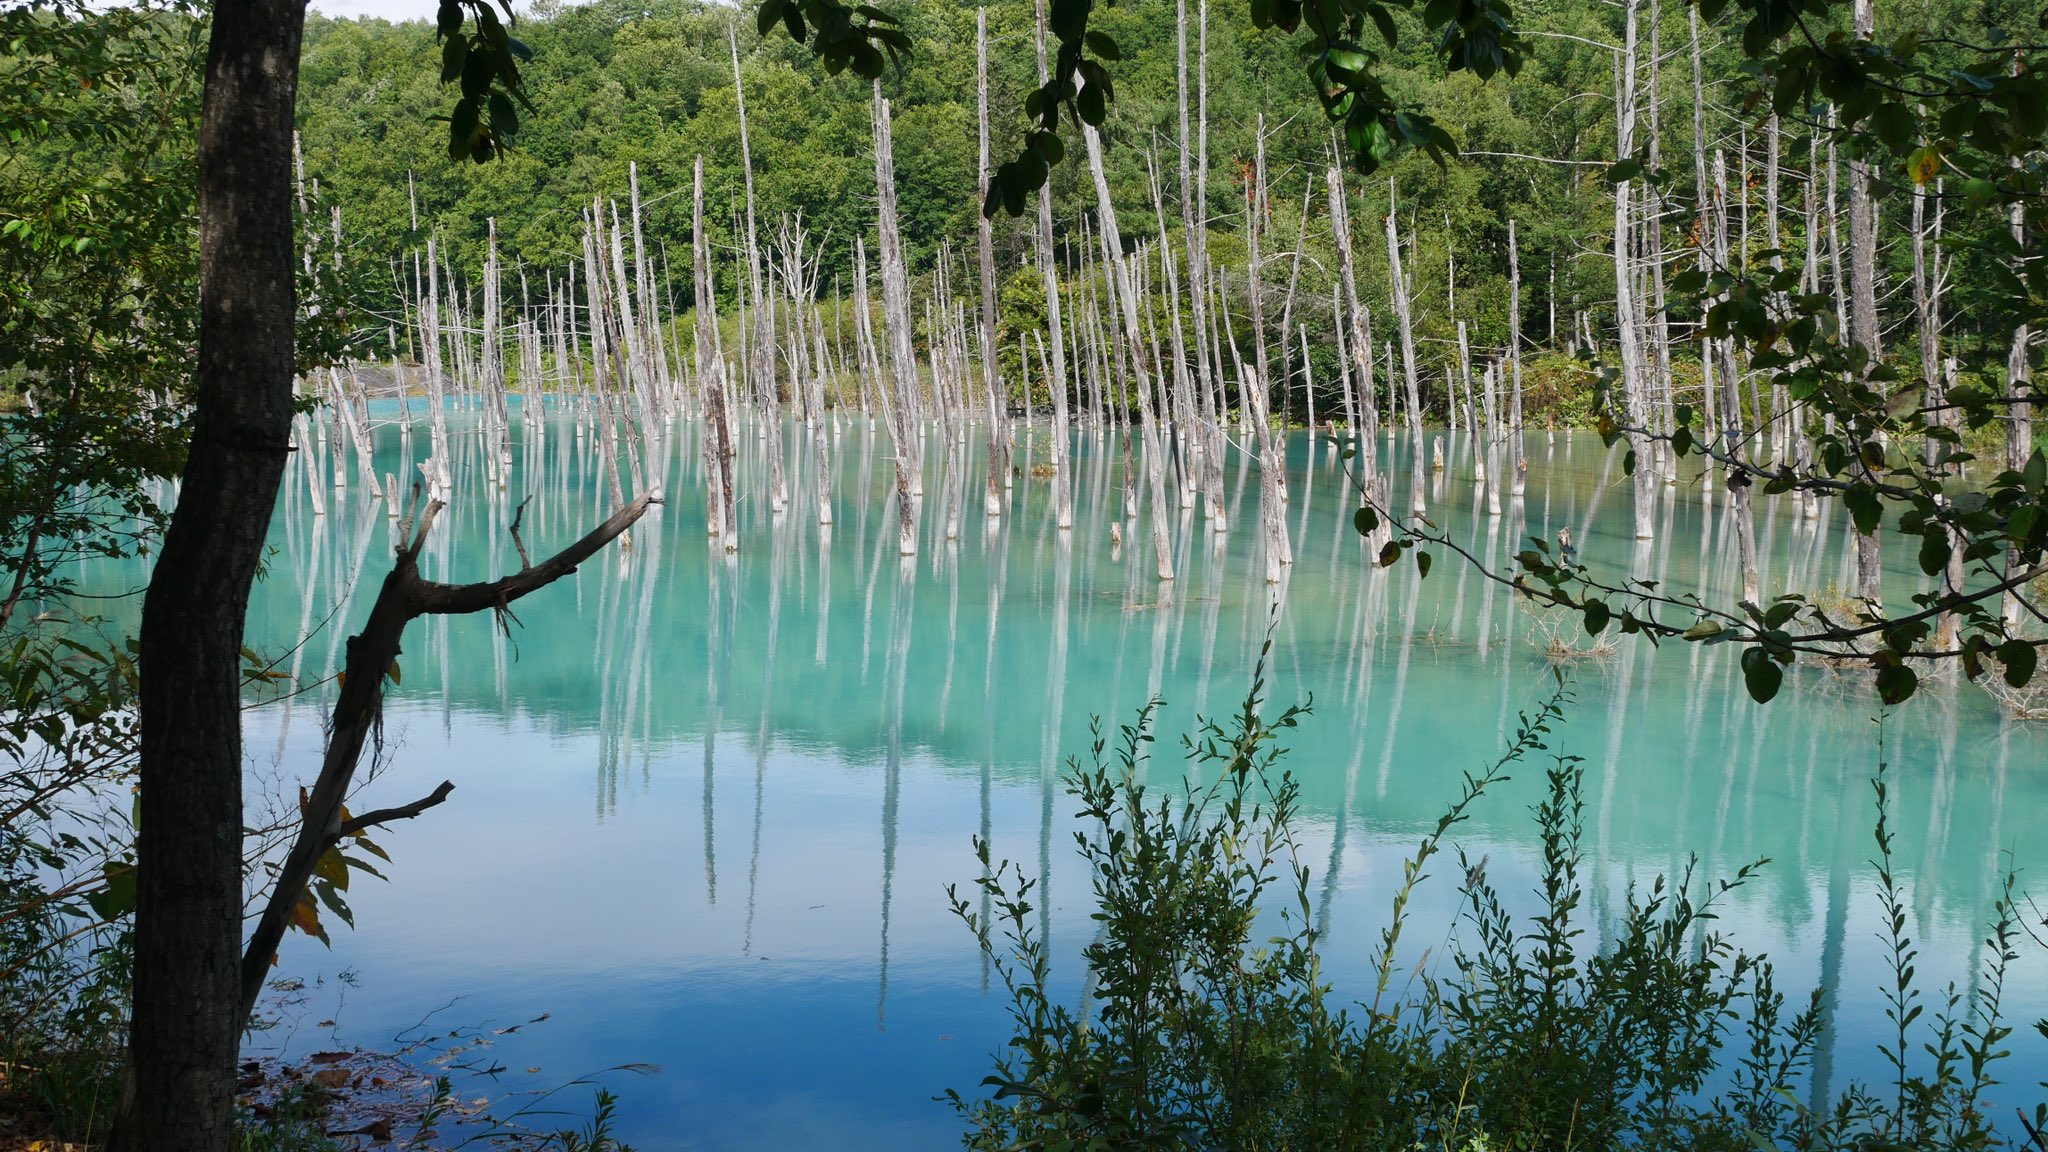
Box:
[949,664,2048,1151]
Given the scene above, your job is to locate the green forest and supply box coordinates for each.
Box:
[286,0,2037,400]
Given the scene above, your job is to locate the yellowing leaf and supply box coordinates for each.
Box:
[1906,146,1940,186]
[314,847,350,890]
[289,891,328,943]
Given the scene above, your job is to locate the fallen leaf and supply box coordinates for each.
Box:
[327,1118,393,1143]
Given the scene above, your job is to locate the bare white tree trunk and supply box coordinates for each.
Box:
[872,84,921,556]
[1032,0,1074,532]
[1713,151,1761,604]
[422,241,452,498]
[694,156,737,549]
[2006,173,2033,627]
[1688,4,1720,493]
[1082,118,1174,580]
[1385,182,1425,518]
[1327,166,1379,485]
[976,9,1007,520]
[731,25,785,514]
[1847,0,1884,606]
[1245,119,1291,580]
[1615,0,1656,541]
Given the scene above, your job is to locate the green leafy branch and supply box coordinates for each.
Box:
[432,0,535,163]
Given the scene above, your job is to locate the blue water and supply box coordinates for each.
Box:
[75,401,2048,1147]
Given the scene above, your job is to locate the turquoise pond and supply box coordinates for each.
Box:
[74,402,2048,1147]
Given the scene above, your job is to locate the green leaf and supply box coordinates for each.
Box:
[1364,3,1398,44]
[1084,30,1120,60]
[314,879,355,929]
[1682,619,1725,641]
[1998,639,2037,689]
[2009,504,2038,546]
[488,92,517,137]
[441,34,468,83]
[1874,660,1918,705]
[1870,100,1914,151]
[1605,157,1642,183]
[1076,83,1106,127]
[85,864,136,922]
[1326,44,1368,79]
[448,98,478,161]
[314,847,350,890]
[1026,129,1064,165]
[1741,647,1783,704]
[1916,529,1950,577]
[1844,485,1883,535]
[460,46,494,100]
[1583,599,1611,636]
[1415,550,1432,579]
[1352,505,1379,537]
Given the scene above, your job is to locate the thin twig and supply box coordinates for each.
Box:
[508,495,534,571]
[337,780,455,838]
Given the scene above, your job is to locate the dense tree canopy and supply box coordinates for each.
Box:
[285,0,2044,423]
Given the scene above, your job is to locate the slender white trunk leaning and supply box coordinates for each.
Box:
[1385,182,1426,518]
[1846,0,1884,605]
[1081,121,1175,580]
[1615,0,1656,541]
[976,8,1006,520]
[1244,121,1291,580]
[872,84,920,556]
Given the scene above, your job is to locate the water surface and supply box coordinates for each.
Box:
[82,403,2048,1147]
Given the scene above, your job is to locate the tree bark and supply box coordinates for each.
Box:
[111,2,309,1148]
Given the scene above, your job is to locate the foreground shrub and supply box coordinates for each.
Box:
[949,664,2047,1151]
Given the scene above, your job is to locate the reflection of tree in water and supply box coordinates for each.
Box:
[877,551,916,1030]
[210,411,2048,1113]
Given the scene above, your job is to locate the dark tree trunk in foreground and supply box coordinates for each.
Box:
[111,2,308,1150]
